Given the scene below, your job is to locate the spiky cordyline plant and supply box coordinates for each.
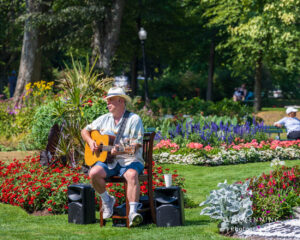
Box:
[52,55,113,167]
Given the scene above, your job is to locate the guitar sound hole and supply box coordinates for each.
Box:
[99,143,103,152]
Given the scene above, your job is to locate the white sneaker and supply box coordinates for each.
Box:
[102,195,115,219]
[129,212,143,227]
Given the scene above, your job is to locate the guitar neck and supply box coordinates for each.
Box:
[101,145,114,152]
[101,144,134,154]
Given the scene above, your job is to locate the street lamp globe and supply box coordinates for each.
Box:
[138,27,147,41]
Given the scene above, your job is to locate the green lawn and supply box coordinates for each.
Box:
[1,160,299,240]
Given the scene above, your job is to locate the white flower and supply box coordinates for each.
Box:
[161,152,169,158]
[270,158,285,167]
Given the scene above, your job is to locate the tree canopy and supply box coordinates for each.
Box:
[0,0,299,106]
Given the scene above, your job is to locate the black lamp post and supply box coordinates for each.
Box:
[138,27,149,106]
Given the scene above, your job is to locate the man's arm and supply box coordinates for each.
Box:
[81,128,98,152]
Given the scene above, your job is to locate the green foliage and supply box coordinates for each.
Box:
[206,98,252,121]
[82,97,108,123]
[137,96,252,122]
[149,68,207,101]
[0,100,36,141]
[0,144,13,151]
[200,180,253,233]
[27,101,63,150]
[52,56,112,165]
[203,0,300,90]
[0,103,14,138]
[3,86,9,99]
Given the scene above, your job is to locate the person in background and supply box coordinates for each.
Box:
[233,88,242,101]
[233,83,247,102]
[274,107,300,140]
[8,70,17,98]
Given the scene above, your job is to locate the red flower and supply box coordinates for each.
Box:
[267,181,272,187]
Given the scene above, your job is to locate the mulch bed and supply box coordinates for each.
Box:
[31,209,53,216]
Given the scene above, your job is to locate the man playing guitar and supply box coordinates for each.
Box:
[81,87,144,227]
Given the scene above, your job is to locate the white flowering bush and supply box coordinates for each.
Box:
[153,146,300,166]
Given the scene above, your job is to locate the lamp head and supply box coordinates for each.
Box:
[138,27,147,40]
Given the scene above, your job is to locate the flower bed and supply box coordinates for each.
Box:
[249,163,300,225]
[200,161,300,233]
[0,155,186,214]
[153,139,300,165]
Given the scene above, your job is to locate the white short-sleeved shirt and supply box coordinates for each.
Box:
[274,117,300,134]
[85,111,144,169]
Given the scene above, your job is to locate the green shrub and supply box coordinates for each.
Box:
[136,96,253,122]
[207,98,252,121]
[27,101,63,149]
[82,97,108,123]
[200,180,253,233]
[0,103,14,138]
[0,101,36,140]
[52,56,112,165]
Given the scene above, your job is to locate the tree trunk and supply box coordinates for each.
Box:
[206,40,215,101]
[254,52,263,112]
[13,0,42,104]
[130,55,138,96]
[91,0,125,76]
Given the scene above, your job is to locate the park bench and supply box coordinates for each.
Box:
[264,126,286,139]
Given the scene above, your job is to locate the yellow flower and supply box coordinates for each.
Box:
[25,83,31,90]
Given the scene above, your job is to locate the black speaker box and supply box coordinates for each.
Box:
[155,186,185,227]
[68,183,95,224]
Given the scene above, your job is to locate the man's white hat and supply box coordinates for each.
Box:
[104,87,131,103]
[286,107,298,114]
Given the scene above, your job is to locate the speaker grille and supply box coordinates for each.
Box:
[156,204,181,227]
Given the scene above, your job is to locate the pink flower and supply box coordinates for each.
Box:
[194,143,203,149]
[187,142,195,148]
[204,145,213,151]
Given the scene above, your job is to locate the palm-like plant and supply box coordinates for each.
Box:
[53,56,113,166]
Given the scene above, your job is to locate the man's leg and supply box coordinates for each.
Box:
[123,168,140,203]
[89,163,115,219]
[122,163,144,226]
[89,165,107,194]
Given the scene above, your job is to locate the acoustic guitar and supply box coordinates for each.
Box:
[85,130,135,166]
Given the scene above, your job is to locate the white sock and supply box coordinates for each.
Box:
[129,202,139,214]
[99,191,110,202]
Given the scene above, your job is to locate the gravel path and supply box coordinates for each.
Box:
[235,219,300,240]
